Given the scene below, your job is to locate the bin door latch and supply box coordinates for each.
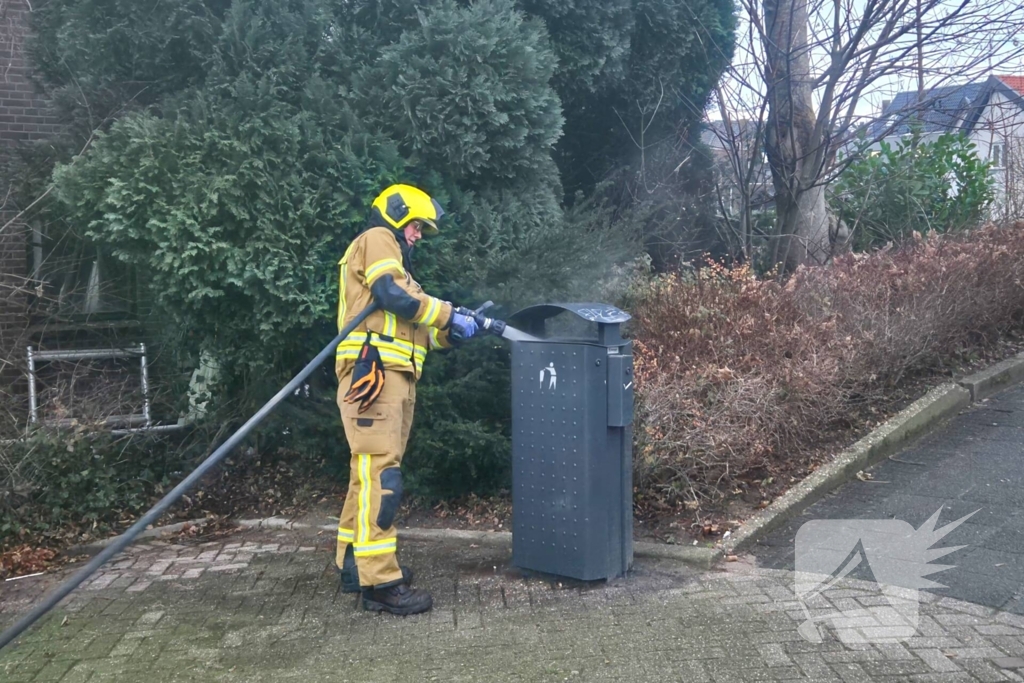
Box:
[607,354,634,428]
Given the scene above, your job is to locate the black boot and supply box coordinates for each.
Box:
[337,545,413,594]
[338,565,414,593]
[362,584,433,616]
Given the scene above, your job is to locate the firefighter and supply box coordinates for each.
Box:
[334,184,478,615]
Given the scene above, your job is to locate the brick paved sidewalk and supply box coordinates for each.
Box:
[3,527,1024,682]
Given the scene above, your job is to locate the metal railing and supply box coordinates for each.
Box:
[26,344,151,428]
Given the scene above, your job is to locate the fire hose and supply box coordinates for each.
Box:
[0,300,507,651]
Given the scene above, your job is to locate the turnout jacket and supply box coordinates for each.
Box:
[335,227,454,382]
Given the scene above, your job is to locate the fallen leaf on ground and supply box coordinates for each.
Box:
[0,546,58,579]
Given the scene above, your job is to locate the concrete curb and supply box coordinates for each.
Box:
[633,542,722,569]
[236,516,310,531]
[721,351,1024,559]
[958,351,1024,402]
[397,528,512,548]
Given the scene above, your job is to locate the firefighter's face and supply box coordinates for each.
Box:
[403,221,423,247]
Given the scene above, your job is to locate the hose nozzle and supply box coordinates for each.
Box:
[455,302,507,338]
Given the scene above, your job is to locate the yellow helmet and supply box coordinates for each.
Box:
[371,184,445,235]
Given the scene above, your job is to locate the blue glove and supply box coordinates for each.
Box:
[449,312,479,342]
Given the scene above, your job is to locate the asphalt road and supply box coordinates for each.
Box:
[753,384,1024,614]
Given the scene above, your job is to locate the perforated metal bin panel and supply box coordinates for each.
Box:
[511,340,633,581]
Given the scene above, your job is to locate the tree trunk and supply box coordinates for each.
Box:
[763,0,832,273]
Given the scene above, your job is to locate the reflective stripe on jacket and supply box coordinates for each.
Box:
[335,227,453,381]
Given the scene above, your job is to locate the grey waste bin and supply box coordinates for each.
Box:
[507,303,634,581]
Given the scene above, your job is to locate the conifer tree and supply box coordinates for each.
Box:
[28,0,734,495]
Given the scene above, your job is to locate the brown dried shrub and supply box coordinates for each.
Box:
[632,224,1024,504]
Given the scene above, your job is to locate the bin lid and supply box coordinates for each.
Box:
[509,303,631,326]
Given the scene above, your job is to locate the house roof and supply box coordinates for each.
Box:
[958,75,1024,134]
[870,81,986,138]
[871,75,1024,139]
[996,75,1024,97]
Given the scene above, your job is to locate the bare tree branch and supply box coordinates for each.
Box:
[710,0,1024,271]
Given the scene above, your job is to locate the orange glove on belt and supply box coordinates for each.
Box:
[343,339,385,413]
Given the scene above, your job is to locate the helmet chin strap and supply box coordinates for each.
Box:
[399,234,415,271]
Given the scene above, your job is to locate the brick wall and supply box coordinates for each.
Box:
[1,0,60,402]
[0,0,61,143]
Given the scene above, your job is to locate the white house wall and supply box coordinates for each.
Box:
[969,91,1024,219]
[861,131,944,156]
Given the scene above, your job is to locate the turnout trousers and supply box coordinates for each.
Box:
[335,369,416,588]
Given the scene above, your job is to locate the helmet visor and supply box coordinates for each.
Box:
[418,217,439,235]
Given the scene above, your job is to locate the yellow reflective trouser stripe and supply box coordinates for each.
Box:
[365,258,404,284]
[354,452,396,556]
[358,454,371,544]
[353,538,398,557]
[337,527,354,543]
[415,297,442,326]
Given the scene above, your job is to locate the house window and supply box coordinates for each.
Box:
[991,143,1003,168]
